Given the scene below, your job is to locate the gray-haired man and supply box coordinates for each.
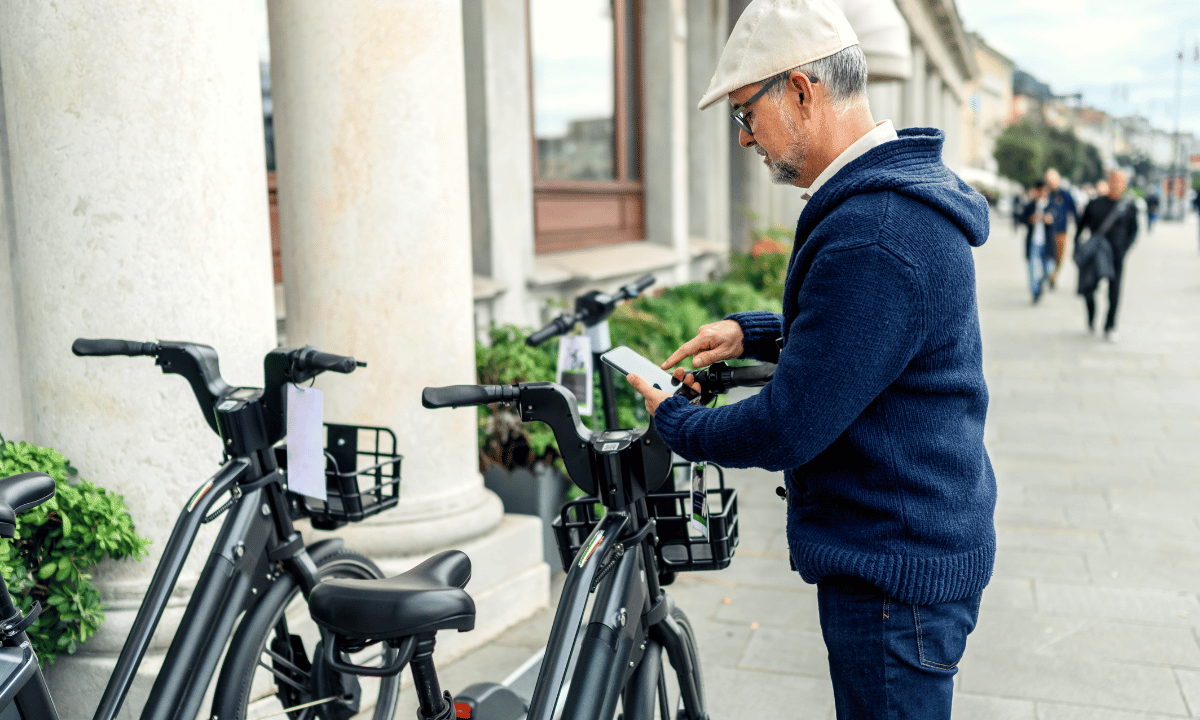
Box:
[627,1,995,718]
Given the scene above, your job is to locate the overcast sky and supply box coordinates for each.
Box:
[955,0,1200,139]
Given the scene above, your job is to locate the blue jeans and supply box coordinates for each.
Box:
[817,575,982,720]
[1027,240,1054,297]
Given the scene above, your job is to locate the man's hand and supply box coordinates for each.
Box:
[661,319,745,371]
[627,371,701,416]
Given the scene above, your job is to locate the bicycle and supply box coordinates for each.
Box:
[526,273,655,431]
[303,360,775,720]
[0,339,405,719]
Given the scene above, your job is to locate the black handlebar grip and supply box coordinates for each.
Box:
[72,339,158,357]
[422,385,519,408]
[304,350,358,374]
[525,316,573,347]
[629,274,655,293]
[728,363,776,387]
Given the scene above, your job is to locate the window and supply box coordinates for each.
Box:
[529,0,643,253]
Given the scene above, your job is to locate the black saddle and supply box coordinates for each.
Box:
[0,474,56,538]
[309,549,475,640]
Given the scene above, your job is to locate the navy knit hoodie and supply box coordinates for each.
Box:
[655,128,996,606]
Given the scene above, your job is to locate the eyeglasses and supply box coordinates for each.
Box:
[729,73,819,136]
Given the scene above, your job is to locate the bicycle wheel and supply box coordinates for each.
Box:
[211,548,401,720]
[623,606,706,720]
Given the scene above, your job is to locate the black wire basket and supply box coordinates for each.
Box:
[551,465,738,574]
[285,424,402,530]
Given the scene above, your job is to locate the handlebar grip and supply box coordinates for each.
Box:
[72,338,158,357]
[303,350,359,374]
[422,385,519,408]
[625,274,655,295]
[727,363,775,387]
[526,316,574,347]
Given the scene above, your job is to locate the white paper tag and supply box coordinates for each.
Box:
[286,384,326,501]
[556,333,593,416]
[689,462,710,540]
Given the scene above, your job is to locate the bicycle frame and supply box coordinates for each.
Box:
[80,453,324,720]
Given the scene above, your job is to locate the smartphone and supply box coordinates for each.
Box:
[600,346,679,391]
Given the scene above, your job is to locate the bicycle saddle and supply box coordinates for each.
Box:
[309,549,475,640]
[0,473,55,539]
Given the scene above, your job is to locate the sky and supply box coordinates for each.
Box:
[955,0,1200,139]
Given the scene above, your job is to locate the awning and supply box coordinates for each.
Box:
[836,0,911,81]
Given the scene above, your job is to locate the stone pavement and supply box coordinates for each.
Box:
[385,211,1200,718]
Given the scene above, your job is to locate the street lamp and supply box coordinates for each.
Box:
[1167,41,1199,220]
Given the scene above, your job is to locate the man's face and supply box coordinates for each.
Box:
[1046,169,1061,190]
[729,79,811,186]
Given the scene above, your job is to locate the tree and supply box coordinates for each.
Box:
[995,120,1106,187]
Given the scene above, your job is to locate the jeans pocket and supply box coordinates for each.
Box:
[912,594,980,671]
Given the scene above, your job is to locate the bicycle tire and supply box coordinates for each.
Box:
[622,606,706,720]
[211,549,401,720]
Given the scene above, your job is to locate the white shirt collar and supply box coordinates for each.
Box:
[800,120,899,201]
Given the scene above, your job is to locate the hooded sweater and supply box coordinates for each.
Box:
[655,128,996,606]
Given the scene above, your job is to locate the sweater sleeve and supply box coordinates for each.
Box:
[655,243,925,470]
[725,310,783,362]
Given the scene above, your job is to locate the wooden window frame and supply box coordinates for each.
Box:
[529,0,645,254]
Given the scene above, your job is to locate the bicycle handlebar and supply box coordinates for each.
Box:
[421,385,519,409]
[526,274,655,347]
[74,337,366,452]
[72,338,159,357]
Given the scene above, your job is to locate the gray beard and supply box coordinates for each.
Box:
[758,133,808,186]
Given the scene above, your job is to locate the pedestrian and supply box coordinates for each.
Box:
[625,1,995,717]
[1146,192,1160,232]
[1044,168,1077,288]
[1022,180,1056,303]
[1193,190,1200,248]
[1074,168,1138,341]
[1012,190,1026,233]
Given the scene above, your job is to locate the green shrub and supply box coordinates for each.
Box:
[0,438,150,665]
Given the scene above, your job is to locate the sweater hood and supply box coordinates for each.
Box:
[798,127,990,247]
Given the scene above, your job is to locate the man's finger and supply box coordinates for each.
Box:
[662,336,709,370]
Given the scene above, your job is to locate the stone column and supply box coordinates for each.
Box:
[687,0,732,252]
[0,67,24,442]
[926,67,943,131]
[0,1,276,716]
[463,0,538,329]
[643,0,691,281]
[904,43,926,129]
[267,3,547,654]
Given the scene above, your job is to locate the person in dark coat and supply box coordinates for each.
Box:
[1074,169,1138,341]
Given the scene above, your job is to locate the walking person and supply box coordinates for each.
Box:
[1145,192,1160,232]
[1022,180,1057,303]
[1074,168,1138,341]
[626,1,995,717]
[1044,168,1077,288]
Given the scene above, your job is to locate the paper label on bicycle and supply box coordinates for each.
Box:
[689,462,710,540]
[556,333,593,416]
[286,384,326,501]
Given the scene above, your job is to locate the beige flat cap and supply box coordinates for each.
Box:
[698,0,859,110]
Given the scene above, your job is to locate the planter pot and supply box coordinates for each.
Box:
[483,462,569,569]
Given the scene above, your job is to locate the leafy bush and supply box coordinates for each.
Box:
[475,325,561,471]
[0,439,150,665]
[725,221,793,300]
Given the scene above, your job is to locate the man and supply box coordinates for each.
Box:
[1044,168,1078,288]
[1145,192,1160,232]
[1022,180,1057,303]
[626,1,995,718]
[1074,168,1138,341]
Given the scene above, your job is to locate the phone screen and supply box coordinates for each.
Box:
[600,346,679,391]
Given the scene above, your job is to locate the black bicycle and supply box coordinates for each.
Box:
[0,339,404,719]
[303,360,774,720]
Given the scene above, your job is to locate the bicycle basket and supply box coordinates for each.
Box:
[284,424,402,530]
[551,464,738,574]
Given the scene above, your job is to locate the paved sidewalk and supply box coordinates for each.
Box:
[391,212,1200,719]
